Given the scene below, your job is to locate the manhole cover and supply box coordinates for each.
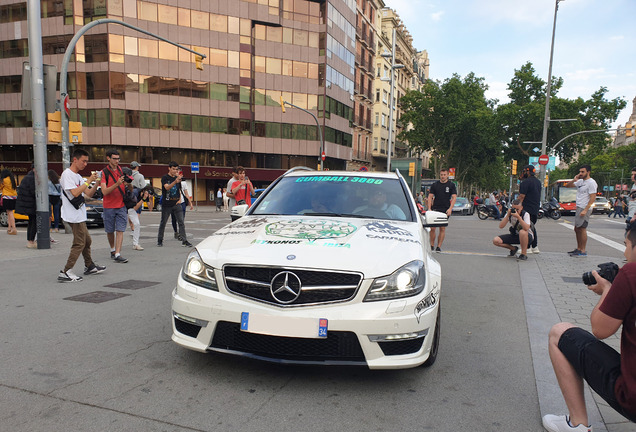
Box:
[561,276,583,284]
[103,280,161,290]
[64,291,130,303]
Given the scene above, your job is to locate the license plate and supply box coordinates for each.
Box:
[240,312,328,339]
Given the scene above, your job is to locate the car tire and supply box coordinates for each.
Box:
[0,210,7,227]
[156,203,162,212]
[422,305,440,368]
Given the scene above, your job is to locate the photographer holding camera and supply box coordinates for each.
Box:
[542,229,636,432]
[492,199,533,261]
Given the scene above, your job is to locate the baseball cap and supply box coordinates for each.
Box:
[130,161,141,168]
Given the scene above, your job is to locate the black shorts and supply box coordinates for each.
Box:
[497,233,531,247]
[2,198,16,210]
[558,327,636,422]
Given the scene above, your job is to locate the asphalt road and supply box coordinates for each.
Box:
[0,209,629,431]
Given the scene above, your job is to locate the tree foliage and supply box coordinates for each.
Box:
[496,62,626,164]
[397,62,627,194]
[399,73,503,191]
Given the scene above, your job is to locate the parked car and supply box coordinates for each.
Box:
[172,168,448,369]
[591,196,611,214]
[452,197,474,215]
[84,197,104,227]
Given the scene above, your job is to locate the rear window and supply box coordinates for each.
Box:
[251,175,413,221]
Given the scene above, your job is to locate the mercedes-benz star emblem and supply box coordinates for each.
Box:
[270,271,302,304]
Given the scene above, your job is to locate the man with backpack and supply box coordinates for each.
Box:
[100,149,128,263]
[492,199,533,261]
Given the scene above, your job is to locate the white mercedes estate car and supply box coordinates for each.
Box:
[171,168,448,369]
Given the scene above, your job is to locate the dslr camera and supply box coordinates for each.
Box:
[582,262,620,285]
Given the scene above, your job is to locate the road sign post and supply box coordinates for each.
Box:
[191,162,199,211]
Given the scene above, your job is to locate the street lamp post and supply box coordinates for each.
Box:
[381,28,404,173]
[59,19,207,169]
[280,98,324,171]
[539,0,565,201]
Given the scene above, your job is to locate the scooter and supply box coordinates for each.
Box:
[537,197,561,220]
[476,198,507,220]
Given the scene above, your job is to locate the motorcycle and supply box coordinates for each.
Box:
[537,197,561,220]
[476,198,508,220]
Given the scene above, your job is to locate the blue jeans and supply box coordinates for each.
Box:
[487,205,501,219]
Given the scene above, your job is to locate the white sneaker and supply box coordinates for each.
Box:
[532,246,541,254]
[58,269,83,282]
[132,244,144,251]
[542,414,592,432]
[526,248,533,254]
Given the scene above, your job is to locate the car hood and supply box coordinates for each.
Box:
[196,216,426,278]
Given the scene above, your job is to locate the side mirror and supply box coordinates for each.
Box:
[422,210,448,227]
[230,204,248,221]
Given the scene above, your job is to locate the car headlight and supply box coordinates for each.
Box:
[365,260,426,302]
[181,249,218,291]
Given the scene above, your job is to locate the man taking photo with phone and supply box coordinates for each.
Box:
[157,162,192,248]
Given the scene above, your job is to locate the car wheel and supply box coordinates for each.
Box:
[422,305,440,367]
[156,203,162,212]
[0,210,7,227]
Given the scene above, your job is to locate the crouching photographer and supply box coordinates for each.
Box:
[492,199,533,261]
[542,228,636,432]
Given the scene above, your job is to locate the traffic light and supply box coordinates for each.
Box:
[69,121,83,143]
[626,123,633,137]
[544,173,549,187]
[195,55,204,71]
[511,159,518,175]
[47,111,61,143]
[280,96,286,113]
[408,162,415,176]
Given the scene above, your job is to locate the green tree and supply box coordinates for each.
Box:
[399,73,501,191]
[496,62,625,165]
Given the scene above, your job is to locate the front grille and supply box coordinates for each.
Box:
[378,337,425,356]
[210,321,365,362]
[174,317,202,338]
[223,266,361,306]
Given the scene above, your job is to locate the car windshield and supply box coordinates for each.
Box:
[455,197,468,205]
[595,197,607,203]
[251,174,413,221]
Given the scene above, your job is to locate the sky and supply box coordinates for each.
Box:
[387,0,636,130]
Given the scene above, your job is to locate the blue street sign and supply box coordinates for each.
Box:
[191,162,199,173]
[533,147,540,153]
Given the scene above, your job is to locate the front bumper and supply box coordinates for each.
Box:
[171,270,440,370]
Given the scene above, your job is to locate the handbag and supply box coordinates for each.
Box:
[64,189,85,210]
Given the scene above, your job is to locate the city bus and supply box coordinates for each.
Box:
[549,179,576,214]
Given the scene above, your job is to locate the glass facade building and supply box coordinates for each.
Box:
[0,0,356,176]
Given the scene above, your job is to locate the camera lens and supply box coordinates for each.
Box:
[582,271,596,285]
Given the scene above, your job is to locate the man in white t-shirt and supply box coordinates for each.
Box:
[565,164,598,257]
[58,149,105,282]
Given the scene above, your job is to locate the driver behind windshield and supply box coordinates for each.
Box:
[353,188,406,220]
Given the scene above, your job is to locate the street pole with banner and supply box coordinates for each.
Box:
[191,162,199,210]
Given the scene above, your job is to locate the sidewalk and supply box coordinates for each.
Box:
[523,249,635,432]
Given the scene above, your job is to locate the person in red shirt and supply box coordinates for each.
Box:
[542,229,636,432]
[230,166,254,207]
[100,149,128,263]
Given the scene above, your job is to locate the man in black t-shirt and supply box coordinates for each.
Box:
[157,161,192,247]
[427,168,457,252]
[518,165,542,254]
